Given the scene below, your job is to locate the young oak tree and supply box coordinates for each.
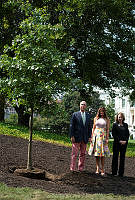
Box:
[1,7,73,170]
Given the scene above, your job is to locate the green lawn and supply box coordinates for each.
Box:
[0,182,135,200]
[0,122,135,157]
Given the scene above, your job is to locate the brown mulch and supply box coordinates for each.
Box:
[0,134,135,195]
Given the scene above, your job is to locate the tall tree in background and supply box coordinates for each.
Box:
[0,0,52,123]
[0,0,134,123]
[44,0,135,94]
[43,90,104,134]
[106,102,115,129]
[0,0,27,122]
[1,0,134,93]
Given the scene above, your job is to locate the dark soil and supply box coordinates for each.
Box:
[0,134,135,195]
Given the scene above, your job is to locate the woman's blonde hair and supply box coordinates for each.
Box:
[115,112,125,123]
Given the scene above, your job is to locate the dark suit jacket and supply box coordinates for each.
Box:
[112,122,129,143]
[69,111,92,144]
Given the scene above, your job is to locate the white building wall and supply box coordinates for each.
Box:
[98,89,135,139]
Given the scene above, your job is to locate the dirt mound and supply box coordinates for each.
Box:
[0,134,135,195]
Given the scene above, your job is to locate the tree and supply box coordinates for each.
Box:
[0,93,5,121]
[105,102,115,129]
[1,0,134,92]
[0,0,34,123]
[43,0,135,94]
[14,104,30,127]
[0,7,73,169]
[1,0,134,124]
[0,0,59,124]
[43,90,104,134]
[63,90,105,120]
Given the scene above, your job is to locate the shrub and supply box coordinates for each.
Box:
[33,116,70,135]
[130,134,133,140]
[5,113,18,124]
[33,116,49,130]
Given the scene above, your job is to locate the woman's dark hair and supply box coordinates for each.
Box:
[96,107,108,119]
[115,112,125,123]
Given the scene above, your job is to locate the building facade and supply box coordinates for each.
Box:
[99,90,135,139]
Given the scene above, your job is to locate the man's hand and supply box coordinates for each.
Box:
[71,136,75,143]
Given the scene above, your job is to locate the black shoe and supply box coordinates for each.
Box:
[119,174,123,177]
[112,174,117,177]
[112,172,117,176]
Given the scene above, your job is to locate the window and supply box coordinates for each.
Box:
[132,115,134,124]
[122,99,125,108]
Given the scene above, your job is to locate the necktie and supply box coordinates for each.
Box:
[82,112,86,125]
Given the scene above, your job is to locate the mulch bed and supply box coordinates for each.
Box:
[0,134,135,195]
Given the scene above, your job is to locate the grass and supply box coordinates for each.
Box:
[0,182,135,200]
[0,122,135,157]
[0,122,71,146]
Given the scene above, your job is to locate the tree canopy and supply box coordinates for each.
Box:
[1,7,73,109]
[1,0,134,95]
[56,0,134,92]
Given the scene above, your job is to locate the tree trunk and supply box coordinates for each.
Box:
[14,105,30,127]
[27,107,33,170]
[0,94,5,122]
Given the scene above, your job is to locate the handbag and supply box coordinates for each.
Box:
[104,144,110,157]
[88,143,94,155]
[88,135,96,156]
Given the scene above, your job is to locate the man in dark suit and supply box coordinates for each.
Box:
[69,101,92,171]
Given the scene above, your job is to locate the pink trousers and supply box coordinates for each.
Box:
[70,142,87,171]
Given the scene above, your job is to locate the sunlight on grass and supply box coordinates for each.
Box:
[0,183,135,200]
[0,122,135,156]
[0,122,72,147]
[47,193,135,200]
[0,183,48,200]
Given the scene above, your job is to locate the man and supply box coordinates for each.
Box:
[69,101,92,171]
